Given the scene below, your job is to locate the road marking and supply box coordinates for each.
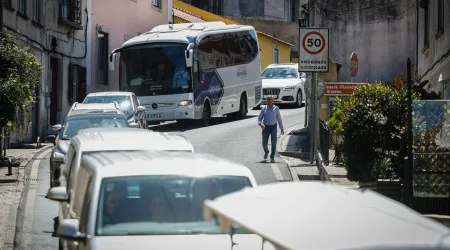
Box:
[19,149,51,249]
[271,163,284,181]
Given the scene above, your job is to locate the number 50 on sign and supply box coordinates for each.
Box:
[299,28,329,72]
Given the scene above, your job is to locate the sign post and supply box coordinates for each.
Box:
[299,28,329,163]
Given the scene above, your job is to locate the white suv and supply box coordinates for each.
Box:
[261,63,306,107]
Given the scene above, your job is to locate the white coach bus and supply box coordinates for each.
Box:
[109,21,262,126]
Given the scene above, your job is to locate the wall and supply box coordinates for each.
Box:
[2,0,87,141]
[181,0,295,20]
[417,0,450,97]
[227,16,298,55]
[258,33,291,71]
[304,0,417,83]
[89,0,169,92]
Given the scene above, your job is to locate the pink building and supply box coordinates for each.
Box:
[87,0,173,93]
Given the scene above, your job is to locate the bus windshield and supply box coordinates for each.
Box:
[119,43,192,96]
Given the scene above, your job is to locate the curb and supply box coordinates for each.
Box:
[2,145,53,250]
[276,126,304,182]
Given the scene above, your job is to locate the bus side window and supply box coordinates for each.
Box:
[192,60,200,90]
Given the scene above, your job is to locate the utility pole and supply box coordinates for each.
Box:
[308,0,317,163]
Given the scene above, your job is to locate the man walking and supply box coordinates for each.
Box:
[258,96,284,161]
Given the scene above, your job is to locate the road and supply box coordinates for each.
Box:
[14,105,304,249]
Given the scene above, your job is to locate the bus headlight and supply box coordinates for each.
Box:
[179,100,192,106]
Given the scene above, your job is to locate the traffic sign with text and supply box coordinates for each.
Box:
[299,28,329,72]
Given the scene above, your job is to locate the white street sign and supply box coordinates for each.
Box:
[299,28,329,72]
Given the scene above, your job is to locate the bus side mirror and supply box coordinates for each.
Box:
[185,49,193,68]
[109,53,116,71]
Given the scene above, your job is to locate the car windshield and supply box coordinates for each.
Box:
[262,67,298,79]
[83,96,133,117]
[61,117,128,140]
[119,43,193,96]
[96,175,252,236]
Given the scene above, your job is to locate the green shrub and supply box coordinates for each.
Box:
[0,31,41,127]
[333,82,419,182]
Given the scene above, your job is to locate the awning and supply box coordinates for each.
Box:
[204,182,450,250]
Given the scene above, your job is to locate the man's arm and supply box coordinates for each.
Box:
[258,107,265,127]
[276,107,284,131]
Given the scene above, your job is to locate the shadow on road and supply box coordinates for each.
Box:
[149,115,258,132]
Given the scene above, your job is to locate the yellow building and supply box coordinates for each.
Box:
[172,0,292,72]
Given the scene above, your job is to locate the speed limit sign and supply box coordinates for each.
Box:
[299,28,329,72]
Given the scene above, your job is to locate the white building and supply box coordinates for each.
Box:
[2,0,87,143]
[416,0,450,99]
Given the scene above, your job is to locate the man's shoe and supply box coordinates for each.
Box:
[270,157,275,163]
[264,152,269,159]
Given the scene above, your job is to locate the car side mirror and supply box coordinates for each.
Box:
[109,53,117,71]
[136,106,146,113]
[46,135,57,145]
[57,219,86,243]
[300,72,307,79]
[46,186,68,202]
[129,122,140,128]
[52,124,62,132]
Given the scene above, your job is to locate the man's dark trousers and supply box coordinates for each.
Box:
[262,125,277,158]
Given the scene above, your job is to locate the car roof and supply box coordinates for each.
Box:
[71,128,194,152]
[85,92,134,97]
[82,150,254,179]
[66,113,127,120]
[73,103,120,110]
[266,63,298,69]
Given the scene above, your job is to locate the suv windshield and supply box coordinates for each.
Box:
[83,96,133,117]
[119,43,192,96]
[61,117,128,140]
[262,67,298,79]
[96,175,252,236]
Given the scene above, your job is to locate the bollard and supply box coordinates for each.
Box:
[37,137,41,148]
[3,157,13,176]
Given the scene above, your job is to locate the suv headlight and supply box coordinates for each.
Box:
[283,86,295,90]
[53,151,65,164]
[179,100,192,106]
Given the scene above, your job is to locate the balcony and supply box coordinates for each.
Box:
[58,0,83,30]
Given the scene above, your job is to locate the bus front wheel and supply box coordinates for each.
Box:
[201,103,211,127]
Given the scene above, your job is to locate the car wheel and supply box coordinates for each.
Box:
[295,90,302,108]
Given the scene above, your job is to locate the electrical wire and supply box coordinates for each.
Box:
[3,8,88,60]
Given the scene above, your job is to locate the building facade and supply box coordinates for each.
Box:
[2,0,87,143]
[180,0,299,21]
[302,0,417,83]
[87,0,171,93]
[416,0,450,99]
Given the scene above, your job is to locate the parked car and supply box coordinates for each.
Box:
[83,91,147,129]
[261,63,306,107]
[47,103,137,188]
[47,150,259,250]
[46,128,195,249]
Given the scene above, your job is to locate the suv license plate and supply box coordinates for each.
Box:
[147,113,164,119]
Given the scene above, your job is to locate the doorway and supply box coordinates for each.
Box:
[50,58,60,125]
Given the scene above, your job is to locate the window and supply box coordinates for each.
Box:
[437,0,444,36]
[32,0,40,22]
[423,4,430,50]
[18,0,26,14]
[273,45,280,64]
[153,0,161,9]
[4,0,13,9]
[198,30,259,70]
[79,177,93,233]
[68,64,87,104]
[96,31,109,86]
[59,0,82,26]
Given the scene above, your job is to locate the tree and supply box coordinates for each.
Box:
[0,31,42,156]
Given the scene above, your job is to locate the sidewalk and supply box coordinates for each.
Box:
[277,127,358,188]
[0,143,53,249]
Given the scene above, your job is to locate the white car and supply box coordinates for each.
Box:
[261,63,306,107]
[47,150,263,250]
[46,128,195,250]
[83,91,147,129]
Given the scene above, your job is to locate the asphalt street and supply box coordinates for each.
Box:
[150,105,305,184]
[15,105,304,249]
